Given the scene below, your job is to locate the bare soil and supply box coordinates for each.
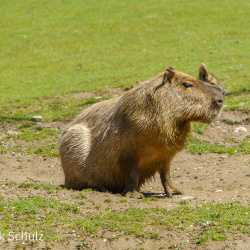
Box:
[0,98,249,249]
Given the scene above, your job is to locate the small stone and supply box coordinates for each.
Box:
[181,196,196,200]
[234,127,247,133]
[32,116,43,122]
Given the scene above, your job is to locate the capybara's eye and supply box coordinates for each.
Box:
[182,82,194,88]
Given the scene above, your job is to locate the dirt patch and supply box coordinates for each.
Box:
[197,110,249,143]
[70,85,134,100]
[0,110,249,249]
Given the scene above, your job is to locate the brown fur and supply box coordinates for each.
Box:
[59,63,225,198]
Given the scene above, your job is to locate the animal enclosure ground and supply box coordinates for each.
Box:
[0,101,249,249]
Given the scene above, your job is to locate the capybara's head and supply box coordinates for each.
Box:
[159,63,225,123]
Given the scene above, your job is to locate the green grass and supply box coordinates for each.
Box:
[0,127,60,157]
[118,199,128,203]
[18,182,64,192]
[187,135,250,155]
[223,95,249,111]
[0,196,80,242]
[75,194,87,199]
[104,199,112,203]
[0,145,7,154]
[26,145,59,157]
[141,197,159,202]
[0,0,249,116]
[0,196,249,245]
[192,123,207,135]
[10,129,60,142]
[0,96,105,122]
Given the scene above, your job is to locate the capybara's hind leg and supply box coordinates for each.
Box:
[59,124,91,190]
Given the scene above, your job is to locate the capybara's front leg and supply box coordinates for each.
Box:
[160,163,184,198]
[122,157,144,199]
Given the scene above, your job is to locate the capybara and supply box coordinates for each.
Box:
[59,63,225,198]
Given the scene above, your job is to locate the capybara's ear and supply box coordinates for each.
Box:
[199,62,210,81]
[163,66,176,84]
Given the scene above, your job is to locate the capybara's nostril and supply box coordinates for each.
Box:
[217,99,223,106]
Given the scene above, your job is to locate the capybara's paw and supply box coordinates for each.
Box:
[173,188,184,195]
[166,189,173,198]
[165,187,184,198]
[124,190,145,199]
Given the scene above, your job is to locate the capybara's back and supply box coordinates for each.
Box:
[59,63,225,198]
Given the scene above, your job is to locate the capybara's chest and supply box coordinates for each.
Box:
[138,147,164,170]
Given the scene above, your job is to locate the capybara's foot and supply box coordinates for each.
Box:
[124,190,145,199]
[165,186,184,198]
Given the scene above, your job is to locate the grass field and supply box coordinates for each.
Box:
[0,0,249,249]
[0,0,249,109]
[0,183,249,247]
